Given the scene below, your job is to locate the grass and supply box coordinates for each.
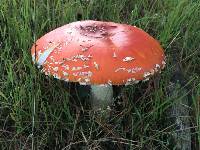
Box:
[0,0,200,149]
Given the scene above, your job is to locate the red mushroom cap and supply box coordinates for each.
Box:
[31,20,166,85]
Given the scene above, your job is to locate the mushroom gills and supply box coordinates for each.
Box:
[90,85,113,110]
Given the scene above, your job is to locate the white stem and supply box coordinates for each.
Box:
[90,85,113,110]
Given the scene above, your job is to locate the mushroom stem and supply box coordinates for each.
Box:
[90,85,113,110]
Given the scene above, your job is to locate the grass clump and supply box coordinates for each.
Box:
[0,0,200,149]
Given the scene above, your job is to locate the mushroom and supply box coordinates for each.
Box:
[31,20,166,111]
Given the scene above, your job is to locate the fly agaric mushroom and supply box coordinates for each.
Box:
[31,20,166,110]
